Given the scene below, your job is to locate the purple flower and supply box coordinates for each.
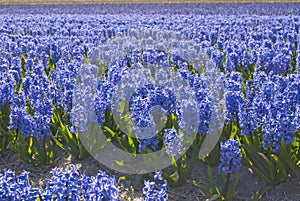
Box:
[94,76,114,125]
[81,170,119,201]
[139,137,160,153]
[0,169,40,200]
[192,75,212,134]
[225,72,244,123]
[218,139,242,175]
[143,170,168,201]
[44,165,80,201]
[164,128,184,156]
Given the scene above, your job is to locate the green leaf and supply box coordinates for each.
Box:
[279,141,300,178]
[243,142,272,184]
[250,185,273,201]
[286,157,300,178]
[115,160,124,166]
[114,160,141,174]
[31,138,45,163]
[103,126,116,137]
[207,165,220,195]
[67,140,80,159]
[127,135,136,155]
[58,127,70,144]
[244,146,271,180]
[51,132,66,151]
[258,152,275,182]
[119,101,126,114]
[206,194,221,201]
[192,180,211,194]
[271,154,288,185]
[181,152,187,170]
[0,136,8,154]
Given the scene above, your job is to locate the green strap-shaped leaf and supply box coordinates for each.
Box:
[258,152,275,183]
[250,185,273,201]
[207,165,221,195]
[207,194,221,201]
[192,180,211,194]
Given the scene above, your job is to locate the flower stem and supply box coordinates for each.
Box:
[223,172,231,198]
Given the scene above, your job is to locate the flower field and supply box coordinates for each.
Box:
[0,3,300,201]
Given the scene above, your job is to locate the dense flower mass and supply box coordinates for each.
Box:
[0,169,40,200]
[225,72,244,123]
[0,166,120,201]
[0,8,299,142]
[81,170,119,201]
[44,165,81,200]
[0,3,300,200]
[129,85,178,128]
[238,71,299,153]
[143,171,168,201]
